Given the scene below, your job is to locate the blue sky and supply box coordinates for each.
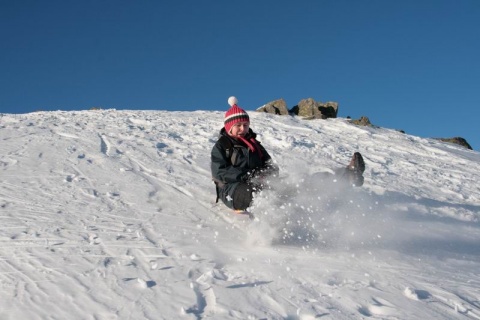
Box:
[1,1,479,150]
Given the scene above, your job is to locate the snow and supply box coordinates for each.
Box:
[1,109,479,319]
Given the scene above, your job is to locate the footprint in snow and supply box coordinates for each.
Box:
[122,278,157,288]
[404,287,431,300]
[358,297,398,317]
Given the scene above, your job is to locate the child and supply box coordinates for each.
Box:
[211,96,278,211]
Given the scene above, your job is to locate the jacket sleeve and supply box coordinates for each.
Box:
[211,141,249,183]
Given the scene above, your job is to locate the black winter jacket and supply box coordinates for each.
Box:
[211,128,278,208]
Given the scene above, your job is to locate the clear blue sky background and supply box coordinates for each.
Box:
[1,1,479,150]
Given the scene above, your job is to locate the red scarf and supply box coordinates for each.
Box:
[238,136,264,159]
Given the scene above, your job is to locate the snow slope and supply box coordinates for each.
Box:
[1,109,479,319]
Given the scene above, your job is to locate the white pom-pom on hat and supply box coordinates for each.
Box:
[228,96,238,107]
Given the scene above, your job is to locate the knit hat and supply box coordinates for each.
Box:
[224,96,250,133]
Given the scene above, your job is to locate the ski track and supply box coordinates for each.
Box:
[1,110,480,319]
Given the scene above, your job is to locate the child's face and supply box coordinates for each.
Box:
[229,121,250,138]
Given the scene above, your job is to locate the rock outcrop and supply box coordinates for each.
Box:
[256,99,289,115]
[256,98,338,119]
[436,137,472,150]
[350,116,373,127]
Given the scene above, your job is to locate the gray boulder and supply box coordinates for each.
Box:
[290,98,338,119]
[256,98,289,115]
[350,116,373,127]
[436,137,472,150]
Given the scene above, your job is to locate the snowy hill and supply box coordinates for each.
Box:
[1,109,479,319]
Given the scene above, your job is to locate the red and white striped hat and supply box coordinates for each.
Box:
[224,96,250,133]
